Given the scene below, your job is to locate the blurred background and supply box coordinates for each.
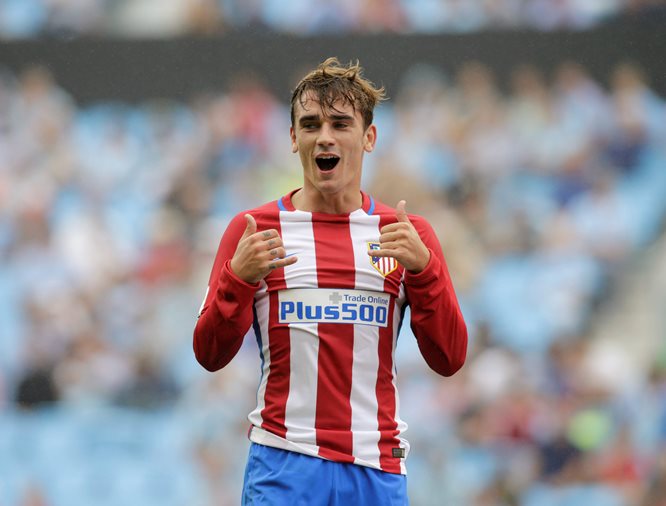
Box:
[1,1,666,505]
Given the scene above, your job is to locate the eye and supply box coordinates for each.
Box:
[334,122,349,129]
[302,123,318,130]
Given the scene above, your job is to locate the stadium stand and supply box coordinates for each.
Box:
[1,10,665,506]
[1,0,665,38]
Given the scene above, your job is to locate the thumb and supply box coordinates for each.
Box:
[396,200,410,223]
[242,214,257,239]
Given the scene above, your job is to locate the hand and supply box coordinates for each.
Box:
[369,200,430,273]
[230,214,298,283]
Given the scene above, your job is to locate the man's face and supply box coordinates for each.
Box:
[290,91,376,200]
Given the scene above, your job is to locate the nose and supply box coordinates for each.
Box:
[316,123,335,146]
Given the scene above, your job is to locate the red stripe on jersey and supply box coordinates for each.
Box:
[312,215,355,462]
[376,300,401,473]
[377,213,402,473]
[314,322,355,463]
[259,291,290,438]
[259,213,289,438]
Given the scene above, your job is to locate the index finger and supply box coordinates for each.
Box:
[379,222,410,234]
[245,228,280,244]
[259,229,280,240]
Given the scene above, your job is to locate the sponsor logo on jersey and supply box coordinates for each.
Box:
[278,288,390,327]
[368,242,398,277]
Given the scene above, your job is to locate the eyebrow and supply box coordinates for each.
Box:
[298,113,354,125]
[298,114,320,125]
[329,114,354,121]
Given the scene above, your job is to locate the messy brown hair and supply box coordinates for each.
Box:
[290,57,386,130]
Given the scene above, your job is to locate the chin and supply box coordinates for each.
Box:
[314,182,341,194]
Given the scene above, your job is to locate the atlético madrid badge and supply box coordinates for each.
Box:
[368,242,398,277]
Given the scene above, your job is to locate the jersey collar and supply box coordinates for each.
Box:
[279,189,375,216]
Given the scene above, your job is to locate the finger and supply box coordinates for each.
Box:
[268,247,287,259]
[268,256,298,270]
[368,248,399,258]
[265,237,283,249]
[249,229,279,244]
[242,214,257,239]
[379,231,405,244]
[396,200,410,224]
[261,229,279,240]
[375,241,401,251]
[379,222,409,234]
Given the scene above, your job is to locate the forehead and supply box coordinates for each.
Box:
[293,90,359,120]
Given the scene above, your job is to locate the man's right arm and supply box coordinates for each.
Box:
[193,213,259,372]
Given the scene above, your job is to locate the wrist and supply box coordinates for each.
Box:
[225,260,261,287]
[404,248,439,285]
[408,248,431,274]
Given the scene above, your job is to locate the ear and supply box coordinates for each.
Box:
[290,126,298,153]
[364,124,377,153]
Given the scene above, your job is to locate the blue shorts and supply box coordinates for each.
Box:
[241,443,409,506]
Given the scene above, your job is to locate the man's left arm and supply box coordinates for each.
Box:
[371,200,467,376]
[403,217,468,377]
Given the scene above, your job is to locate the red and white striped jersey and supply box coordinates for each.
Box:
[194,190,467,475]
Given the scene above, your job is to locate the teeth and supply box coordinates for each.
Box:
[315,155,340,171]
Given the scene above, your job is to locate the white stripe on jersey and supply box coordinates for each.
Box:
[348,210,383,467]
[248,280,270,429]
[280,210,320,447]
[394,278,409,474]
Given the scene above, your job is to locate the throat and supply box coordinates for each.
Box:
[292,188,363,214]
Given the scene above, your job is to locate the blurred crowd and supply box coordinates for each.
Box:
[1,57,666,506]
[1,0,666,38]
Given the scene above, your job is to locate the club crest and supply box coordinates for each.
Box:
[368,242,398,277]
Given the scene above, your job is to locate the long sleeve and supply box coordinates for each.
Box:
[404,217,468,377]
[193,212,260,372]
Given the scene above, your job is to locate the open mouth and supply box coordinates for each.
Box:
[315,155,340,171]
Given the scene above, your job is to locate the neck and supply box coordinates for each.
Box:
[292,188,362,214]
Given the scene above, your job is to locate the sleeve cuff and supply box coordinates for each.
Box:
[404,248,441,286]
[221,260,261,294]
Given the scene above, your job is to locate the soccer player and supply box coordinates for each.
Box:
[193,57,467,505]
